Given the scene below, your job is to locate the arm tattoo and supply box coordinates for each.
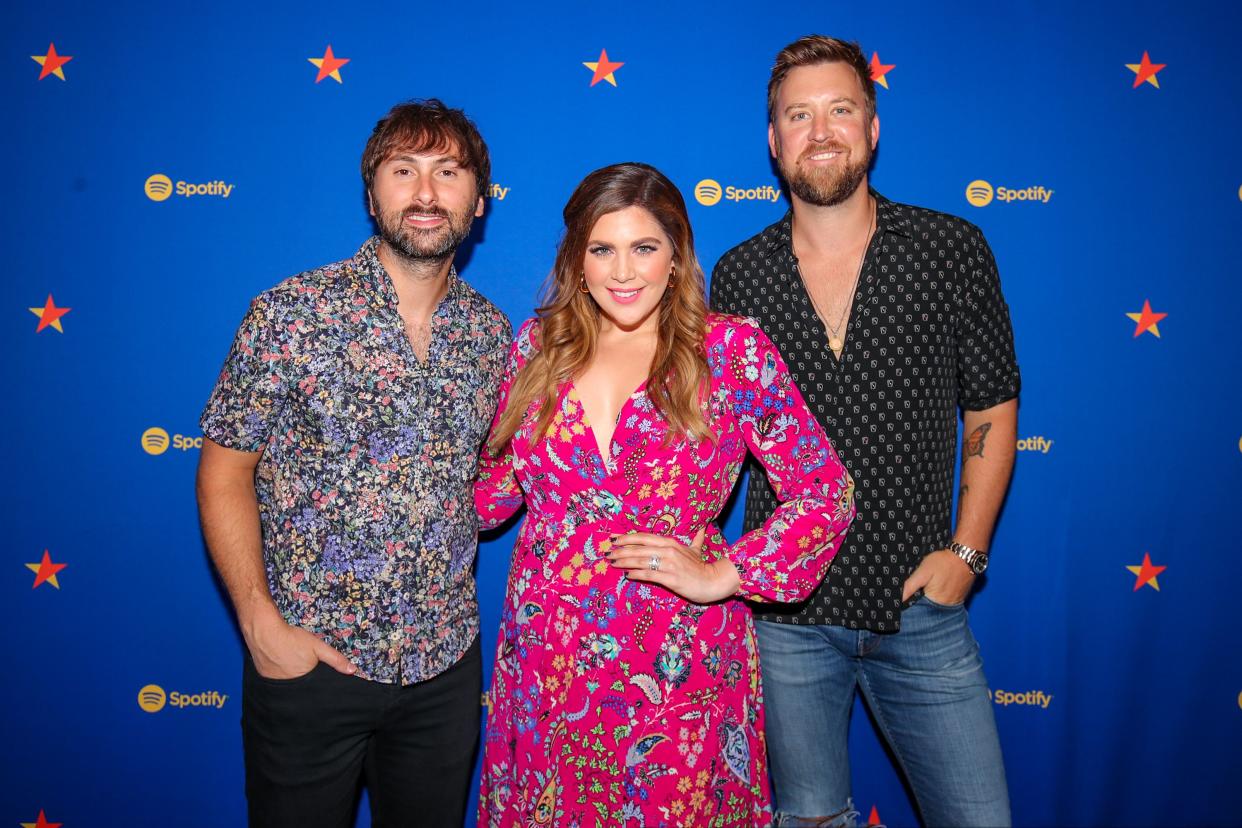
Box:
[963,422,992,463]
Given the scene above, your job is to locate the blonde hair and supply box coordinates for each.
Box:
[489,162,710,452]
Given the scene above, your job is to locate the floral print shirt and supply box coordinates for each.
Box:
[475,315,855,827]
[201,237,511,684]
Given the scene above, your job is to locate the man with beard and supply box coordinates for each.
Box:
[711,37,1019,827]
[196,99,510,827]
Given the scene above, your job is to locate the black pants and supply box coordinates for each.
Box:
[241,638,481,828]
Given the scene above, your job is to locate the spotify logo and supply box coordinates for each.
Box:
[694,179,723,206]
[144,174,173,202]
[966,180,994,207]
[144,173,235,201]
[138,684,167,713]
[141,427,203,455]
[693,178,780,206]
[142,427,170,455]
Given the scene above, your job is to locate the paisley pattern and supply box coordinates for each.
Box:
[475,315,855,827]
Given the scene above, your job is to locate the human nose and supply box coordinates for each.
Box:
[612,252,637,284]
[808,113,831,143]
[412,172,436,205]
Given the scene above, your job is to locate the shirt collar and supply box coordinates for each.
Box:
[352,235,461,309]
[763,189,913,260]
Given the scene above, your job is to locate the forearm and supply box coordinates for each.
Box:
[955,399,1017,550]
[196,448,278,635]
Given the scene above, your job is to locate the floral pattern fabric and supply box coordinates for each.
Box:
[200,237,511,684]
[475,315,855,826]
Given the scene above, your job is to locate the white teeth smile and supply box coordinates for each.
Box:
[612,289,639,298]
[810,151,840,160]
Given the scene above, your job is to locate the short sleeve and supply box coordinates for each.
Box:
[200,294,291,452]
[956,227,1021,411]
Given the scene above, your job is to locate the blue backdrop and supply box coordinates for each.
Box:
[7,1,1242,825]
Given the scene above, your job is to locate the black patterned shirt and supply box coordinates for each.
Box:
[201,237,511,683]
[710,193,1020,631]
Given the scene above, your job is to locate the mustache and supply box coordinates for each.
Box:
[798,143,850,162]
[400,206,451,220]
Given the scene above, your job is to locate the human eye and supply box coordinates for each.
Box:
[588,245,612,256]
[438,167,459,178]
[790,111,810,121]
[634,244,658,254]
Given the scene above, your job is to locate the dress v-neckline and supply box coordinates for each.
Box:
[568,381,648,471]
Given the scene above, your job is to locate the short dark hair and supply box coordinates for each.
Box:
[361,99,490,200]
[767,35,876,125]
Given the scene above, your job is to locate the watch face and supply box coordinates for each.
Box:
[972,554,989,575]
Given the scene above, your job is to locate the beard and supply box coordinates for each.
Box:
[375,200,476,263]
[779,140,872,207]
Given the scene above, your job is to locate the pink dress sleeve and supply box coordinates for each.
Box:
[474,319,538,529]
[719,319,856,603]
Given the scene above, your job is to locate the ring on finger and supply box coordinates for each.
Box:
[648,554,661,571]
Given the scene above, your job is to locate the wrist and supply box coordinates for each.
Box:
[239,598,283,641]
[948,541,989,575]
[715,559,743,597]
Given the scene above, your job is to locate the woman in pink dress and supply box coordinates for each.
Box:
[475,163,854,827]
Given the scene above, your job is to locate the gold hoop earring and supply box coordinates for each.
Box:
[578,274,589,294]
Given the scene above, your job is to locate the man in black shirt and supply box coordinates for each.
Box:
[711,35,1019,827]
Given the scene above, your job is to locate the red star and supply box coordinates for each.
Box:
[1127,553,1166,591]
[583,49,624,87]
[26,550,68,589]
[29,294,72,333]
[21,810,63,828]
[32,43,73,81]
[1126,299,1167,338]
[1127,51,1166,88]
[869,52,896,89]
[308,45,350,83]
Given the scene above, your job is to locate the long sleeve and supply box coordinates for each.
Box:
[718,320,855,603]
[475,319,537,529]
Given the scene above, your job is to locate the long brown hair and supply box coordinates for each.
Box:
[489,162,710,452]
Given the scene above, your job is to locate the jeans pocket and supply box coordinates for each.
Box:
[920,593,966,611]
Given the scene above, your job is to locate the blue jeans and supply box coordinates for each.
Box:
[756,596,1011,828]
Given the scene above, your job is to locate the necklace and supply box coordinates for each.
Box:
[798,196,876,360]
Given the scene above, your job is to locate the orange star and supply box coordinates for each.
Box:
[31,43,73,81]
[869,52,895,89]
[308,45,349,83]
[1127,553,1166,591]
[29,294,71,333]
[26,551,68,589]
[21,810,63,828]
[583,49,624,87]
[1125,299,1167,338]
[1126,51,1166,88]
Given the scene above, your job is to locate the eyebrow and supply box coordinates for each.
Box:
[783,96,858,114]
[387,154,461,165]
[588,236,665,247]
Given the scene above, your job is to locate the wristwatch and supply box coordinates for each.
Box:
[949,541,989,575]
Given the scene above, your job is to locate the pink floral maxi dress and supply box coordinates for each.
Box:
[475,315,855,827]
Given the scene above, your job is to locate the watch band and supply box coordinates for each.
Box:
[949,541,989,574]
